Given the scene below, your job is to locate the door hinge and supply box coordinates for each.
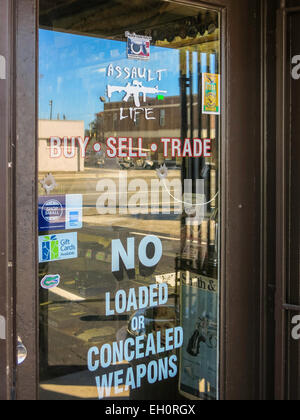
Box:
[0,316,6,340]
[0,55,6,80]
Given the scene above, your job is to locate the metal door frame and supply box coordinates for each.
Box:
[3,0,269,400]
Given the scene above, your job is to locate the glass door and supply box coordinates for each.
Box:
[38,0,221,400]
[276,5,300,400]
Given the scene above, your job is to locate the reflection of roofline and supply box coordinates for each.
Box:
[104,95,181,103]
[101,103,182,112]
[116,147,151,152]
[97,94,199,115]
[39,119,85,123]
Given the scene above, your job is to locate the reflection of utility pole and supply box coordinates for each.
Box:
[180,50,188,186]
[49,100,53,120]
[100,96,107,143]
[189,51,196,192]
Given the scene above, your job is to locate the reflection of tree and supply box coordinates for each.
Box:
[84,118,104,154]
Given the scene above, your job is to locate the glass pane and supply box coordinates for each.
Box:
[38,0,221,401]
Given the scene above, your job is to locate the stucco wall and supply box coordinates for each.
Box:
[39,120,85,172]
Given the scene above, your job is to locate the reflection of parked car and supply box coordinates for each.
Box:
[85,151,105,168]
[119,157,155,170]
[118,148,156,170]
[156,160,181,170]
[136,158,156,170]
[119,157,135,170]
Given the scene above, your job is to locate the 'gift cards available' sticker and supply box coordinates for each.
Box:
[38,232,78,263]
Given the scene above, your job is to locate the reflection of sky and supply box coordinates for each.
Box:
[39,29,183,129]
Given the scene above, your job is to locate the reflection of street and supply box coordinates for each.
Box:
[39,167,182,239]
[39,168,182,399]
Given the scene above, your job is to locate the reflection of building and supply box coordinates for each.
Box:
[97,95,216,162]
[39,120,85,172]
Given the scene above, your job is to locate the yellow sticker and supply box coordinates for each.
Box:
[202,73,220,115]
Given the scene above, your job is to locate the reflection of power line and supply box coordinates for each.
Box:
[49,100,53,120]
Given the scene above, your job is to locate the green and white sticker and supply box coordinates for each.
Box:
[39,232,78,263]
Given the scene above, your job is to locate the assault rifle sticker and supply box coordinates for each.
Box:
[107,80,167,108]
[104,56,168,122]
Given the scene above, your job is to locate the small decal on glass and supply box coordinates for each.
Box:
[202,73,220,115]
[38,232,78,263]
[125,32,152,60]
[40,274,61,290]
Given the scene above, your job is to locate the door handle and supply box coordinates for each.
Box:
[17,336,28,365]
